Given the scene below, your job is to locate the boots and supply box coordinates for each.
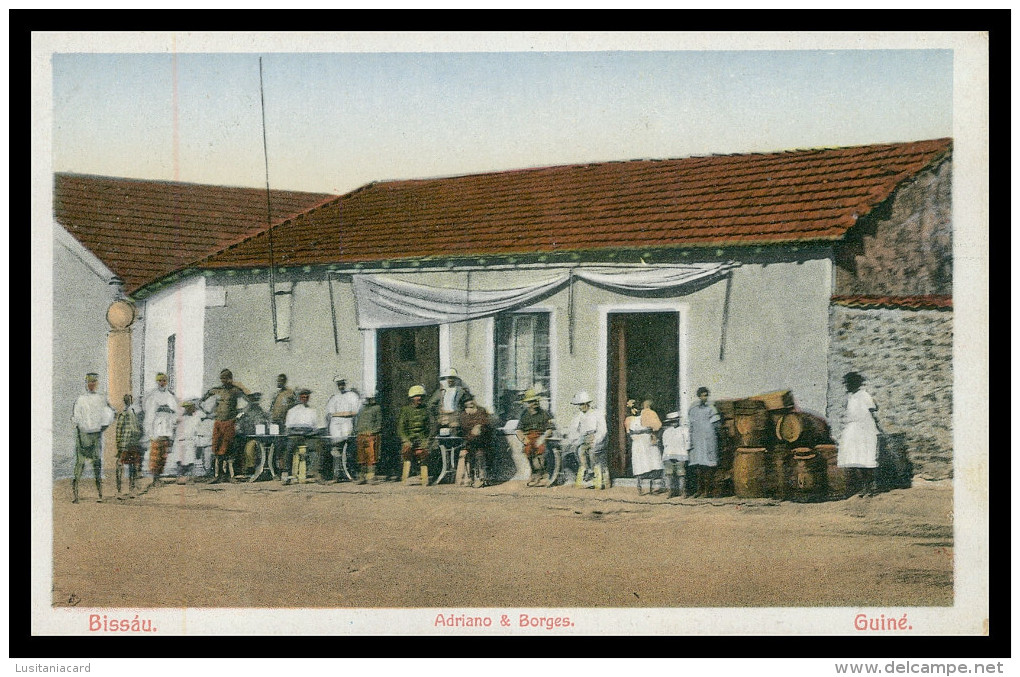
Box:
[402,460,412,484]
[95,476,104,503]
[281,470,291,485]
[593,465,604,491]
[575,466,586,488]
[72,479,79,504]
[420,465,429,487]
[227,459,237,483]
[296,453,307,484]
[456,453,468,486]
[366,465,377,485]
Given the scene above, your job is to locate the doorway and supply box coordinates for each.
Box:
[377,325,440,477]
[607,312,680,477]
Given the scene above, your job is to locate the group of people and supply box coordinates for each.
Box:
[620,387,722,499]
[619,372,884,500]
[70,365,883,502]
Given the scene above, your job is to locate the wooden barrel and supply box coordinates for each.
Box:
[732,447,768,498]
[775,412,803,444]
[733,399,769,447]
[792,448,825,501]
[714,399,739,440]
[774,411,832,447]
[749,390,795,411]
[814,443,844,499]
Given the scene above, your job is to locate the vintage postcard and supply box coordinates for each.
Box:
[30,31,989,641]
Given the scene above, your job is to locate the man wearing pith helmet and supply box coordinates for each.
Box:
[515,388,554,486]
[564,390,609,490]
[398,384,432,485]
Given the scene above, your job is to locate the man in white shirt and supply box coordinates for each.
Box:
[325,377,361,483]
[71,373,116,503]
[284,388,320,485]
[565,390,609,490]
[143,372,180,489]
[428,368,473,434]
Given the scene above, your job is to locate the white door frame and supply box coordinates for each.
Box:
[596,302,689,423]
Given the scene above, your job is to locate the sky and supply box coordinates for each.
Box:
[50,35,954,197]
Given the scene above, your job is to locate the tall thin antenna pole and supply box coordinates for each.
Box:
[259,56,279,340]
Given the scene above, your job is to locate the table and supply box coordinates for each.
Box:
[246,434,289,482]
[317,433,356,482]
[434,435,464,485]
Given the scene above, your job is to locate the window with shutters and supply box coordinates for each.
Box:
[494,312,550,423]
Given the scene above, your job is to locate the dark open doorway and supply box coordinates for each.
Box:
[377,325,440,477]
[607,312,679,477]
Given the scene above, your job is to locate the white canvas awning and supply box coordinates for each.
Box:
[352,263,734,330]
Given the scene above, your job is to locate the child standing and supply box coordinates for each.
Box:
[660,412,690,498]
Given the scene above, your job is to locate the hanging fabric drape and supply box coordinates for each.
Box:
[351,263,734,330]
[572,264,732,291]
[353,273,568,329]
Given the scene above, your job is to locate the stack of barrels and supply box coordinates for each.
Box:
[717,390,840,501]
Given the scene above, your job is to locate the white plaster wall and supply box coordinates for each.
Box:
[142,276,206,400]
[203,276,360,403]
[52,235,118,478]
[200,257,831,429]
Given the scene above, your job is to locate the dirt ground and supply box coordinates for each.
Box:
[51,476,953,609]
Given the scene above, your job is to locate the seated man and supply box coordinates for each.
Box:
[235,392,269,477]
[398,385,432,486]
[515,388,554,487]
[284,389,319,485]
[460,396,495,488]
[565,390,609,490]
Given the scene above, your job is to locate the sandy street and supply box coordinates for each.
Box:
[51,477,953,610]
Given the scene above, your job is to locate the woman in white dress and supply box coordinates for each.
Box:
[837,371,881,497]
[628,398,664,495]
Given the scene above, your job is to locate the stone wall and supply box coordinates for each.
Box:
[835,156,952,296]
[827,305,953,480]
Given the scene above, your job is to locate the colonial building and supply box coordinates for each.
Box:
[53,138,953,480]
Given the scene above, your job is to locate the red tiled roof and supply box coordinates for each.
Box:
[831,295,953,310]
[54,173,336,293]
[201,138,952,270]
